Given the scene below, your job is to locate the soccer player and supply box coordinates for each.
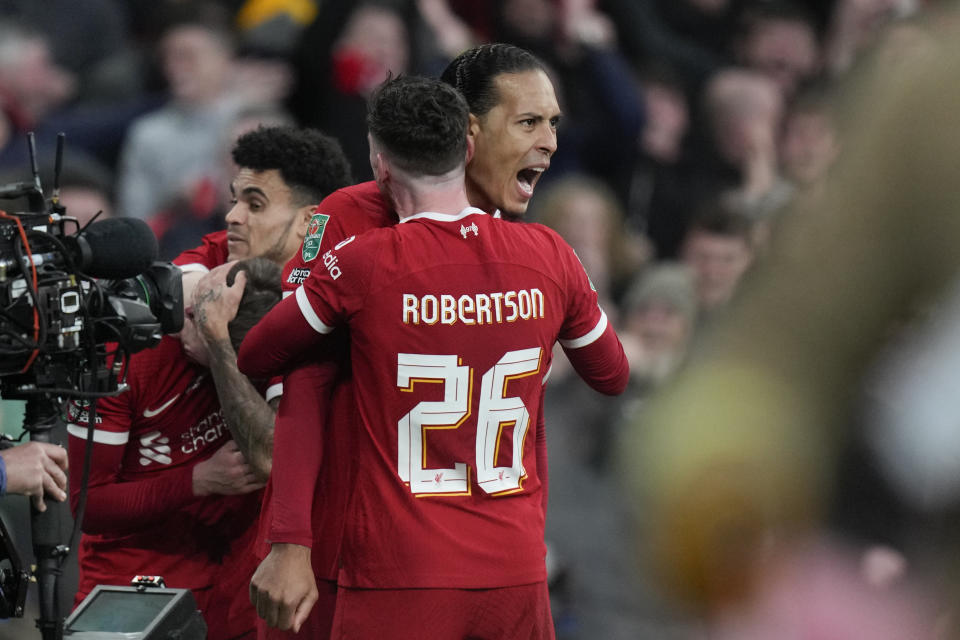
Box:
[239,75,628,639]
[67,259,280,639]
[67,126,352,639]
[173,125,352,479]
[249,43,563,637]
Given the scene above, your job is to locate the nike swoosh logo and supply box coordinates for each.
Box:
[142,394,181,418]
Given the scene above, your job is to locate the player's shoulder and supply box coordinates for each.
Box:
[172,230,228,270]
[124,336,188,384]
[495,218,567,250]
[318,181,391,220]
[72,337,186,421]
[334,221,397,253]
[516,219,561,238]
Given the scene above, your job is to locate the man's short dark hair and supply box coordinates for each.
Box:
[687,204,754,243]
[440,43,545,117]
[226,258,282,352]
[232,126,353,207]
[367,75,469,176]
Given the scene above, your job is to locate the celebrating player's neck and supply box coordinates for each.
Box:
[380,164,471,220]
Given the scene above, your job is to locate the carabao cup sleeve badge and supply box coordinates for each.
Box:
[302,213,331,261]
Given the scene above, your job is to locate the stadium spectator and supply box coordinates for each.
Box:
[531,173,649,311]
[620,262,699,390]
[778,80,841,200]
[679,204,757,319]
[732,1,822,99]
[115,3,245,223]
[288,0,413,183]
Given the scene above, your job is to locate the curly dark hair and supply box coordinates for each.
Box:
[231,126,353,207]
[226,257,282,352]
[367,75,469,177]
[440,43,545,117]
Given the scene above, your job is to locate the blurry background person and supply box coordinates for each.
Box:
[731,0,822,100]
[51,163,116,228]
[678,205,757,322]
[778,80,841,198]
[0,0,130,105]
[288,0,412,182]
[116,2,244,224]
[619,263,699,392]
[700,66,792,221]
[625,63,693,259]
[0,19,77,171]
[821,0,913,76]
[530,173,649,312]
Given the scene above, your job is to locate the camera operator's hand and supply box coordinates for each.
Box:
[192,261,246,344]
[192,440,265,497]
[1,441,68,512]
[250,543,318,632]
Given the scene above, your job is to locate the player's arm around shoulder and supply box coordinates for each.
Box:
[193,264,275,480]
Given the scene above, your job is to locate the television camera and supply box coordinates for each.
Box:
[0,134,185,640]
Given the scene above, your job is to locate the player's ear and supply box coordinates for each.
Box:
[467,113,481,148]
[465,131,475,164]
[295,205,315,240]
[375,152,391,185]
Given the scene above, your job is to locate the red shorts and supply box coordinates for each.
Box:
[330,581,554,640]
[256,578,337,640]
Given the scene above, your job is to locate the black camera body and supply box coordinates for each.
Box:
[0,203,183,401]
[0,135,188,640]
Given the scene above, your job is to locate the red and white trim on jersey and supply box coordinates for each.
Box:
[559,311,608,349]
[265,382,283,403]
[296,286,334,334]
[396,206,487,225]
[66,424,129,445]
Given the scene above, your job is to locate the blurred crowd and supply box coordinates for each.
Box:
[0,0,954,638]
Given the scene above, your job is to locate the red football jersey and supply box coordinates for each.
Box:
[173,230,229,274]
[290,208,617,588]
[281,181,397,292]
[261,181,395,584]
[67,336,262,604]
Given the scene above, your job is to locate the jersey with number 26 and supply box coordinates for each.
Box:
[295,207,615,589]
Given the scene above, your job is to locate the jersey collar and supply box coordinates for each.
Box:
[400,207,487,224]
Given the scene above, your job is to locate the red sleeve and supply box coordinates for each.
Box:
[562,322,630,395]
[237,291,328,378]
[535,397,548,515]
[172,230,227,270]
[67,399,195,536]
[267,361,339,546]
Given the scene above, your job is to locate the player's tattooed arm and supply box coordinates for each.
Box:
[193,263,275,480]
[204,337,275,479]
